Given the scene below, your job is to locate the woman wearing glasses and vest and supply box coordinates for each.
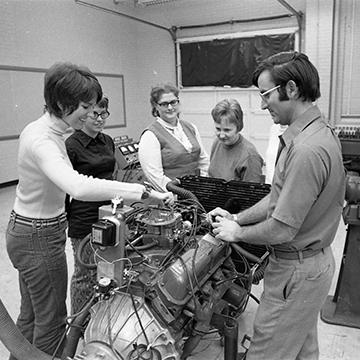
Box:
[139,84,209,192]
[65,96,115,314]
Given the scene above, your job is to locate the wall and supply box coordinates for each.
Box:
[0,0,335,184]
[177,0,335,172]
[177,28,299,165]
[0,0,175,183]
[304,0,334,121]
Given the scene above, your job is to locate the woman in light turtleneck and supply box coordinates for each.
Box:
[208,98,264,182]
[5,62,172,360]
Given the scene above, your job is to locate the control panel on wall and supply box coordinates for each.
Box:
[335,125,360,139]
[335,124,360,157]
[335,124,360,172]
[113,135,139,170]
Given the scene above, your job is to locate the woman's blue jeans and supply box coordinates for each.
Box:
[6,214,68,359]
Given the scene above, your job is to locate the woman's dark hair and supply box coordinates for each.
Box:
[44,62,103,118]
[150,83,179,117]
[252,51,321,102]
[211,99,244,132]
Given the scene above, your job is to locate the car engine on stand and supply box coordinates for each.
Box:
[62,179,270,360]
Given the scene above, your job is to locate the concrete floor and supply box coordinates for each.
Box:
[0,184,359,360]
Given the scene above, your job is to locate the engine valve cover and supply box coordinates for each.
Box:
[156,233,229,306]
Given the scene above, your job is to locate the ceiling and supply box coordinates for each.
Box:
[109,0,306,29]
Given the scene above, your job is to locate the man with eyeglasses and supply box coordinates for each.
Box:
[65,96,116,314]
[208,52,346,360]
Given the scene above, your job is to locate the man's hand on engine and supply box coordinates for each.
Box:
[207,207,232,224]
[212,216,241,242]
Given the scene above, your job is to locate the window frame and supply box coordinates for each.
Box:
[176,27,299,89]
[330,0,360,126]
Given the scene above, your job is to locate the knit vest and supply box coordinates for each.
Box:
[145,120,201,179]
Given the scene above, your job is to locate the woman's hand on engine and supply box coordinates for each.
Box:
[207,207,232,224]
[150,190,175,205]
[211,217,241,242]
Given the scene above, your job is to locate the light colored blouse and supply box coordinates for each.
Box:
[14,112,145,219]
[139,117,209,192]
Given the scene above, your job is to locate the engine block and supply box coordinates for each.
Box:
[65,201,266,360]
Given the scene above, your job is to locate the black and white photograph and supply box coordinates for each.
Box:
[0,1,359,359]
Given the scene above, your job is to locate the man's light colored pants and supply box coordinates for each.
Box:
[247,246,335,360]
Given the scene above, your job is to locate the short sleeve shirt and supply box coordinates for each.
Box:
[268,106,345,251]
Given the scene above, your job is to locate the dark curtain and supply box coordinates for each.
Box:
[180,33,295,87]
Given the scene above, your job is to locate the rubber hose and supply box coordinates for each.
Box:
[0,298,57,360]
[61,297,95,359]
[231,243,261,264]
[252,260,267,284]
[76,233,97,270]
[166,179,199,202]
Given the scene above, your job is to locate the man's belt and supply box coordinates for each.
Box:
[271,247,324,260]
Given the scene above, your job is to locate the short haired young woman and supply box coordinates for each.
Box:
[209,98,264,182]
[5,62,173,359]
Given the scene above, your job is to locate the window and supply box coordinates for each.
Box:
[179,33,295,88]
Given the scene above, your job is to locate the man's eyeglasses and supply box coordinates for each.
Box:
[259,85,280,100]
[157,99,179,108]
[87,111,110,120]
